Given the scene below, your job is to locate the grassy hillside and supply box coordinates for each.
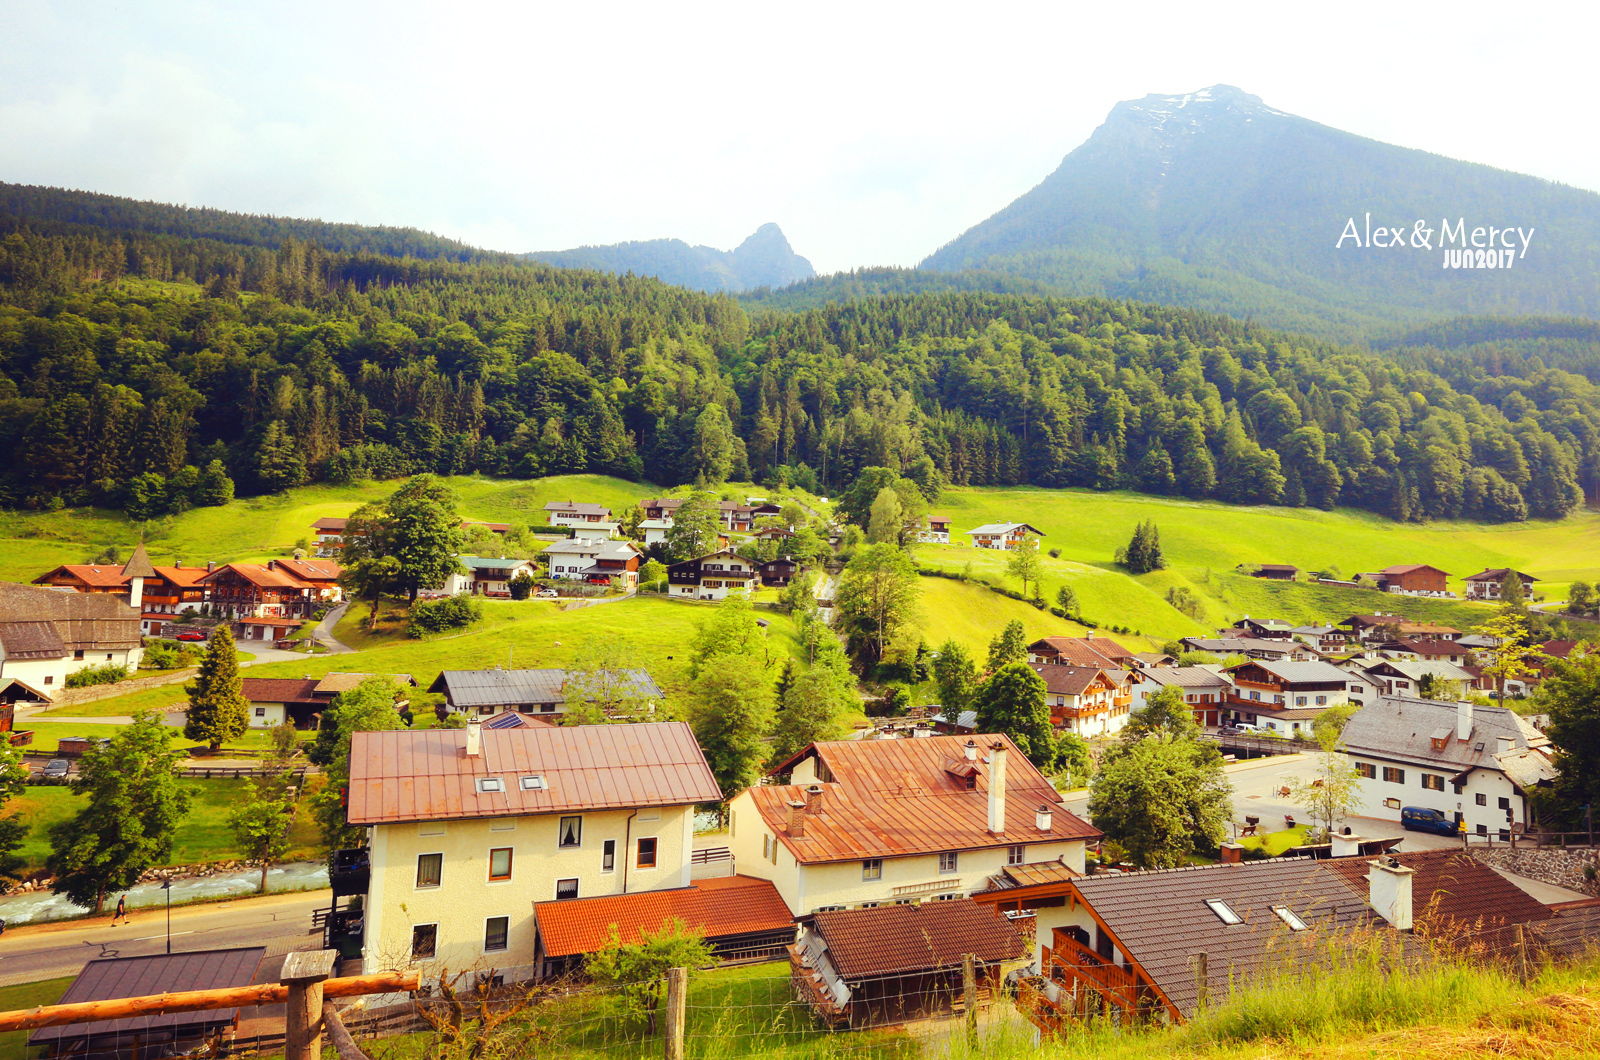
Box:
[915,577,1146,654]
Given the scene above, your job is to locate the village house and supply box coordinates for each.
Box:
[242,672,415,729]
[760,556,799,587]
[34,549,215,634]
[542,538,642,586]
[445,557,540,596]
[428,668,663,722]
[542,501,618,537]
[982,848,1554,1032]
[1463,568,1538,601]
[639,497,765,533]
[666,548,760,600]
[31,562,137,595]
[347,721,722,979]
[1339,613,1462,644]
[1250,564,1299,581]
[1376,638,1474,666]
[269,557,343,605]
[1223,659,1352,734]
[1029,664,1133,738]
[1027,635,1138,670]
[1180,637,1325,663]
[917,515,953,545]
[1361,658,1477,698]
[727,735,1100,917]
[1290,625,1347,653]
[1230,617,1294,640]
[198,562,320,621]
[0,581,145,705]
[1341,696,1553,837]
[965,522,1045,550]
[1371,564,1452,596]
[1131,667,1233,729]
[311,516,352,555]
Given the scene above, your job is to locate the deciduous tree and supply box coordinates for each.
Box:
[688,654,775,802]
[986,620,1029,671]
[1286,753,1365,835]
[1089,736,1231,869]
[932,640,979,716]
[972,662,1054,766]
[227,779,296,892]
[834,543,920,667]
[1006,537,1043,599]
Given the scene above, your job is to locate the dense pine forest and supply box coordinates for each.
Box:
[1,199,1598,525]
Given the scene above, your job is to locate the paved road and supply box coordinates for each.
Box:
[312,603,357,653]
[0,890,331,986]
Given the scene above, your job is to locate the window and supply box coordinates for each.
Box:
[816,905,845,912]
[938,852,958,874]
[1499,796,1512,811]
[559,816,582,848]
[1382,767,1406,784]
[637,837,658,869]
[602,839,616,872]
[476,777,505,793]
[862,858,882,880]
[43,675,52,685]
[934,892,960,901]
[254,707,266,717]
[1315,695,1327,706]
[484,916,509,952]
[488,847,513,881]
[894,898,914,905]
[1477,824,1489,835]
[1476,793,1487,806]
[555,878,579,900]
[1355,762,1377,779]
[1273,906,1308,931]
[1007,845,1025,866]
[73,649,85,660]
[762,835,771,861]
[1421,774,1444,792]
[416,853,442,888]
[411,924,437,960]
[1205,899,1242,925]
[1295,696,1307,706]
[860,902,880,909]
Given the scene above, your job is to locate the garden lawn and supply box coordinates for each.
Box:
[1238,825,1310,857]
[0,978,74,1060]
[6,778,322,874]
[12,721,310,753]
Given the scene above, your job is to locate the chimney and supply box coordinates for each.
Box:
[1035,803,1053,832]
[129,577,144,611]
[1367,857,1414,931]
[787,800,807,837]
[1085,630,1094,640]
[1456,700,1473,742]
[964,739,978,762]
[1331,832,1365,858]
[1219,842,1245,864]
[465,720,482,757]
[805,783,824,813]
[988,740,1007,836]
[207,560,215,573]
[1497,736,1514,754]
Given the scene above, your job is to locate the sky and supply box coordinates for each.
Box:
[3,1,1597,274]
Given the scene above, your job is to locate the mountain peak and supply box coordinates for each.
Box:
[1106,84,1290,138]
[528,222,813,293]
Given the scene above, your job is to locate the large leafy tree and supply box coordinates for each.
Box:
[564,638,650,724]
[586,919,716,1035]
[341,477,464,604]
[1089,736,1232,869]
[1475,613,1546,700]
[308,677,406,852]
[972,662,1054,767]
[986,620,1029,671]
[688,592,766,678]
[227,779,296,892]
[664,492,722,562]
[48,710,192,911]
[1540,651,1600,825]
[0,741,29,885]
[932,639,979,717]
[1287,753,1365,835]
[687,653,775,802]
[1124,685,1198,740]
[1005,537,1043,600]
[771,635,857,760]
[184,624,249,750]
[834,543,920,667]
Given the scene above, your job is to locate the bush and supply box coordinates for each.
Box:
[406,595,484,637]
[508,572,536,600]
[141,639,201,670]
[65,662,130,688]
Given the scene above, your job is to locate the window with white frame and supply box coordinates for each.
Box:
[938,851,957,874]
[1007,845,1025,865]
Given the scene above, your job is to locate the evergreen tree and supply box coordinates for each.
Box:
[931,640,979,715]
[1136,440,1177,494]
[196,459,235,506]
[254,420,306,493]
[1119,520,1165,574]
[772,638,856,760]
[184,625,249,750]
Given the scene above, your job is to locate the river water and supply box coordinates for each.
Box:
[0,862,329,926]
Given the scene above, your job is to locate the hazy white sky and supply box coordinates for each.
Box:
[3,1,1595,273]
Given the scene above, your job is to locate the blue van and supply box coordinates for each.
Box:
[1401,806,1458,836]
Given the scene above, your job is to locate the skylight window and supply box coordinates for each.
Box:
[476,777,505,793]
[520,775,547,791]
[1272,906,1308,931]
[1205,899,1242,925]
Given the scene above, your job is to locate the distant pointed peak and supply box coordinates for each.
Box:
[1112,84,1291,127]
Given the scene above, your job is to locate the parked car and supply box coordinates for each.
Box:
[175,631,207,641]
[534,589,559,599]
[38,759,71,779]
[1401,806,1459,836]
[1222,723,1263,735]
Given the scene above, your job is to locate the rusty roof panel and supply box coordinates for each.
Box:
[347,722,721,824]
[534,875,792,958]
[811,899,1023,980]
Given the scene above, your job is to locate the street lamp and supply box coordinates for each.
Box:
[162,880,172,954]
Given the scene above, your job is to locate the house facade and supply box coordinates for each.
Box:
[1026,635,1136,670]
[916,515,952,545]
[542,539,642,586]
[1030,664,1133,738]
[348,721,721,978]
[542,501,618,537]
[450,557,539,596]
[727,735,1099,917]
[311,517,353,556]
[965,523,1044,550]
[0,582,144,704]
[1132,667,1232,728]
[1223,659,1351,733]
[666,549,760,600]
[1377,564,1451,595]
[1463,568,1537,601]
[198,563,319,620]
[428,668,663,722]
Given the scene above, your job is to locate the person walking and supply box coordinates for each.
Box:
[112,894,128,926]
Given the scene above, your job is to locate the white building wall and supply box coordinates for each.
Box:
[1345,753,1525,835]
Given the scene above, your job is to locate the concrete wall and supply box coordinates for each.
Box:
[365,804,694,974]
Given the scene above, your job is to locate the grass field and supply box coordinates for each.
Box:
[915,576,1147,653]
[0,978,74,1060]
[6,778,322,873]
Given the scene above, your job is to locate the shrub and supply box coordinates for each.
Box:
[141,640,200,670]
[65,662,130,688]
[508,572,536,600]
[1048,548,1061,558]
[406,595,483,637]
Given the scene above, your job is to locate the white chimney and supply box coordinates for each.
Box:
[988,740,1007,836]
[1497,737,1514,754]
[1035,803,1053,832]
[1368,857,1414,931]
[1331,832,1365,858]
[1457,700,1473,742]
[963,739,978,762]
[129,577,144,611]
[465,720,482,757]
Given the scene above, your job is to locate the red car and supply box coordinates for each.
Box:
[175,631,207,642]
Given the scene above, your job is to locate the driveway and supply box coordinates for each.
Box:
[311,603,357,653]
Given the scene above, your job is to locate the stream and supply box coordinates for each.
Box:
[0,862,329,926]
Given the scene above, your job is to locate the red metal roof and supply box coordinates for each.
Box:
[33,564,129,588]
[533,875,793,958]
[271,557,343,582]
[757,734,1099,864]
[312,517,349,530]
[151,565,211,587]
[347,722,722,825]
[200,562,314,589]
[810,899,1023,980]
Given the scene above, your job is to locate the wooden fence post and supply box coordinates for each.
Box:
[664,967,688,1060]
[962,952,978,1047]
[1191,952,1209,1011]
[282,949,339,1060]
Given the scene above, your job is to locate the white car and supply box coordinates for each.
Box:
[534,588,559,599]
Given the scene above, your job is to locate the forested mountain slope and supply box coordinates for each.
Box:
[2,208,1599,530]
[920,86,1600,340]
[530,223,815,293]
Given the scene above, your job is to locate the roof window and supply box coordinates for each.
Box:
[1205,899,1242,925]
[1272,906,1308,931]
[476,777,505,793]
[520,775,547,791]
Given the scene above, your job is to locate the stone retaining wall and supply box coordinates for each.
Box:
[1471,846,1600,897]
[53,667,197,707]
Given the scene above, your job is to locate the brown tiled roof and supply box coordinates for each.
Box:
[756,734,1099,864]
[1028,636,1129,668]
[1464,568,1537,583]
[0,582,141,649]
[152,565,210,588]
[1541,640,1582,660]
[272,558,343,582]
[533,876,793,958]
[347,722,722,825]
[0,620,68,659]
[241,678,321,705]
[1529,907,1600,958]
[314,672,415,694]
[200,563,313,589]
[312,517,349,531]
[1030,664,1112,696]
[120,543,157,579]
[1320,849,1553,930]
[810,899,1023,979]
[33,564,129,588]
[1381,564,1449,576]
[1396,623,1461,636]
[29,948,265,1045]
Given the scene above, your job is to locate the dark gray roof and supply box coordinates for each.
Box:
[428,668,663,708]
[1242,660,1351,685]
[0,619,67,659]
[1072,860,1378,1019]
[31,947,265,1044]
[0,582,142,650]
[1340,696,1541,772]
[1141,667,1231,689]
